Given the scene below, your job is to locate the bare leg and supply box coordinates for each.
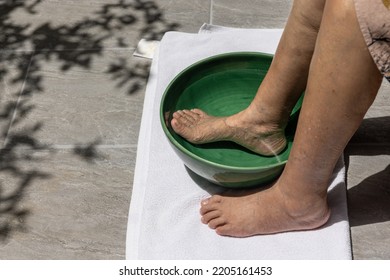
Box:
[171,0,325,156]
[200,0,383,236]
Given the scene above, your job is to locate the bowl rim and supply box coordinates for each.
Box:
[160,51,291,172]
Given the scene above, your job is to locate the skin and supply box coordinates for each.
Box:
[171,0,383,237]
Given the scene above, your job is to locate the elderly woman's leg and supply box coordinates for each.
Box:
[171,0,326,156]
[200,0,383,237]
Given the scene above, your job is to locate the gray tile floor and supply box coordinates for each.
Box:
[0,0,389,259]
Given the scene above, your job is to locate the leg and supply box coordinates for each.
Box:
[171,0,326,156]
[201,0,383,237]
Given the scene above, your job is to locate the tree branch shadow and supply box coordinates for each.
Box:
[0,0,180,241]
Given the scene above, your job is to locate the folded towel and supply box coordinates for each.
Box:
[126,26,352,260]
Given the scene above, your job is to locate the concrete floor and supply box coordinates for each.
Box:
[0,0,389,259]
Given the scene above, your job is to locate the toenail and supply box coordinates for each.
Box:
[201,199,209,205]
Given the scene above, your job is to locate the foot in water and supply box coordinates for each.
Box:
[170,108,287,156]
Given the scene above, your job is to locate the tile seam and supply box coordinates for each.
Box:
[0,144,138,151]
[3,51,36,148]
[1,47,136,53]
[210,0,213,25]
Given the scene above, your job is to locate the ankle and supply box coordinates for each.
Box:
[246,103,288,129]
[276,184,330,228]
[228,105,285,131]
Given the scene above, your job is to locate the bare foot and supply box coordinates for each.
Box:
[200,183,330,237]
[171,108,287,156]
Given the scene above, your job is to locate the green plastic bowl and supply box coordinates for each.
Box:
[160,52,303,188]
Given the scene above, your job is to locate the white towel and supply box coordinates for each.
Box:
[126,26,352,260]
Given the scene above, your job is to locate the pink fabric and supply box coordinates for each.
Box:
[354,0,390,81]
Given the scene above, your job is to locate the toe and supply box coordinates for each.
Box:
[202,195,223,204]
[200,195,222,215]
[208,217,226,230]
[183,109,200,119]
[176,111,193,126]
[215,224,234,236]
[172,111,181,121]
[181,110,197,124]
[171,118,181,130]
[201,209,221,224]
[172,111,184,124]
[191,108,206,117]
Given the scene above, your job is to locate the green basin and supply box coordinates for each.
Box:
[160,52,303,188]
